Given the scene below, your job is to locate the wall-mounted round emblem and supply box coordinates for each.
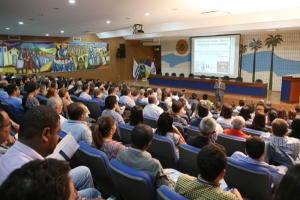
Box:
[176,39,188,54]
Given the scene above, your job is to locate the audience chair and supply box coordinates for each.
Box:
[85,100,102,120]
[225,157,271,200]
[171,73,176,76]
[58,130,67,140]
[75,96,87,104]
[179,73,184,77]
[69,148,83,169]
[216,133,246,156]
[188,73,194,78]
[0,102,20,124]
[136,101,148,108]
[255,79,263,83]
[186,125,199,138]
[157,185,188,200]
[178,144,200,177]
[77,142,119,198]
[147,134,180,170]
[173,122,185,137]
[70,94,78,102]
[242,127,264,137]
[164,73,169,76]
[118,123,134,145]
[36,95,48,105]
[143,115,158,129]
[236,76,243,82]
[158,101,168,111]
[109,159,157,200]
[223,75,230,81]
[217,122,232,130]
[20,90,26,97]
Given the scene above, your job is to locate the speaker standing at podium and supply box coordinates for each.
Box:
[214,78,226,106]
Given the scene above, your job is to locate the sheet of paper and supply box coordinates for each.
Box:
[163,168,183,183]
[220,178,230,191]
[47,132,79,161]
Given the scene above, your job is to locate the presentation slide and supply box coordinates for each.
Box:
[191,35,240,78]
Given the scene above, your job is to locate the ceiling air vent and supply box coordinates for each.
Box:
[73,37,81,42]
[8,35,21,40]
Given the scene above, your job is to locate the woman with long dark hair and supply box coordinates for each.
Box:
[22,82,40,111]
[238,106,252,122]
[92,115,124,160]
[289,118,300,139]
[246,112,268,132]
[129,105,143,126]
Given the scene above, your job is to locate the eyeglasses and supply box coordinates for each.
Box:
[0,122,11,129]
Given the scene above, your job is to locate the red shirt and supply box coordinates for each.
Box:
[223,128,249,139]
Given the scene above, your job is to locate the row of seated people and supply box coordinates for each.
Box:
[0,105,299,199]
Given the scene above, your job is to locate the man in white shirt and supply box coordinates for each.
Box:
[119,88,135,108]
[79,84,92,100]
[67,79,75,90]
[143,95,163,119]
[0,106,101,198]
[46,96,66,124]
[61,102,92,145]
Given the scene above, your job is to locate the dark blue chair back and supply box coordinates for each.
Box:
[178,144,200,177]
[157,185,188,200]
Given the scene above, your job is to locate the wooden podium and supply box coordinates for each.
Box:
[280,76,300,103]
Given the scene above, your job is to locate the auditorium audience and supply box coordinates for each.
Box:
[45,87,58,98]
[276,107,288,121]
[102,96,124,124]
[187,117,216,148]
[267,108,278,126]
[79,84,92,100]
[256,105,265,114]
[3,83,24,119]
[246,112,268,132]
[46,96,66,124]
[202,94,214,110]
[216,103,233,125]
[295,105,300,118]
[129,105,143,126]
[172,101,188,129]
[22,81,40,111]
[38,84,47,96]
[238,106,252,123]
[273,164,300,200]
[143,95,163,119]
[61,102,92,145]
[0,110,13,158]
[161,89,172,108]
[289,118,300,139]
[175,144,243,200]
[261,118,300,160]
[0,81,9,102]
[92,115,124,160]
[189,103,209,127]
[172,91,179,101]
[231,137,286,186]
[117,124,173,189]
[74,80,83,96]
[236,99,245,111]
[58,88,73,118]
[155,111,185,156]
[0,106,100,198]
[223,116,249,139]
[92,89,105,111]
[119,88,135,108]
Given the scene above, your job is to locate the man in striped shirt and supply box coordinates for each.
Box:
[260,118,300,160]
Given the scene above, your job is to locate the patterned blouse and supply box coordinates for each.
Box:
[99,141,124,160]
[25,96,40,109]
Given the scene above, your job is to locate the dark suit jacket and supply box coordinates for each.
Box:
[214,82,226,96]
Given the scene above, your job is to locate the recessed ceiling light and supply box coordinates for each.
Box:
[145,13,149,16]
[19,22,23,25]
[126,17,131,19]
[53,7,59,10]
[6,28,10,30]
[61,30,64,33]
[69,0,75,3]
[106,21,110,24]
[46,34,49,36]
[29,18,34,20]
[171,8,178,10]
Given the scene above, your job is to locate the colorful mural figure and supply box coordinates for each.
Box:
[0,41,110,74]
[264,35,283,90]
[249,39,263,83]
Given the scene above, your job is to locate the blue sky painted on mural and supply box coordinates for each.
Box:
[241,51,300,76]
[161,53,190,67]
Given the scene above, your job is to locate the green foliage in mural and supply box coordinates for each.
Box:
[265,34,283,90]
[249,39,263,83]
[239,44,247,76]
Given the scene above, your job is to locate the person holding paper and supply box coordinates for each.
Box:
[214,78,226,106]
[0,106,101,199]
[175,144,243,200]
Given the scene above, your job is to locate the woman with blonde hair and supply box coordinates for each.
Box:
[92,115,124,160]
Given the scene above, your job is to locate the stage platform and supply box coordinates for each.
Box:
[121,80,300,111]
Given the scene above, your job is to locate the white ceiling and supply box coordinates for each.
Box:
[1,0,300,40]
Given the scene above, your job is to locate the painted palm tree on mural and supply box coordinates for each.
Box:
[239,44,247,76]
[264,34,283,90]
[249,39,263,83]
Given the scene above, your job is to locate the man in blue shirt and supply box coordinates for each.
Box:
[3,84,24,119]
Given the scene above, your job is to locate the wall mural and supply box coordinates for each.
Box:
[0,41,110,74]
[161,32,300,91]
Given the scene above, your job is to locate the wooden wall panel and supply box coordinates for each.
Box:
[0,34,155,83]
